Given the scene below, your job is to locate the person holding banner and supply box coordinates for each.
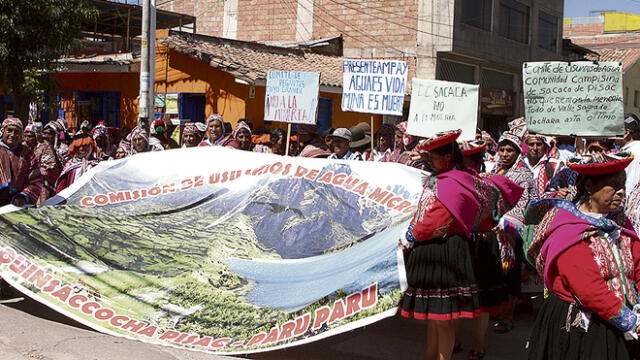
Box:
[23,122,62,204]
[327,128,362,160]
[0,118,43,206]
[199,114,234,147]
[525,153,640,360]
[182,122,204,148]
[399,130,523,360]
[54,133,99,194]
[232,122,253,151]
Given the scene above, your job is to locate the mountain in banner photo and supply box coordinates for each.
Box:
[242,164,395,258]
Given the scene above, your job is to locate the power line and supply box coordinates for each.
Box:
[292,0,420,58]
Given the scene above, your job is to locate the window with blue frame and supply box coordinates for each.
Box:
[317,98,332,131]
[178,93,206,123]
[77,91,121,127]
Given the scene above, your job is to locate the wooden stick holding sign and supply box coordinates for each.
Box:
[264,70,321,156]
[285,124,292,156]
[370,115,375,158]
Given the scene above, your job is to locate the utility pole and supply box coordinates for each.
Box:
[138,0,156,131]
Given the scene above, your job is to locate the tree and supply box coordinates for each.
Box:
[0,0,96,123]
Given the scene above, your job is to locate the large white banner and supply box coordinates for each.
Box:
[523,61,624,136]
[341,59,408,116]
[264,71,320,124]
[0,148,424,355]
[407,79,479,140]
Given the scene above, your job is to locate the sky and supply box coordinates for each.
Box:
[565,0,640,17]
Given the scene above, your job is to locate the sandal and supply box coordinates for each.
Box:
[468,350,485,360]
[492,320,514,334]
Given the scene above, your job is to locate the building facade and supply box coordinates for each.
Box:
[159,0,565,133]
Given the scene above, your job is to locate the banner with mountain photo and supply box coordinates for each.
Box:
[0,147,424,355]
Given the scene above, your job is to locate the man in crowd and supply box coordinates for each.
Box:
[622,113,640,191]
[523,133,564,196]
[0,118,43,206]
[327,128,362,160]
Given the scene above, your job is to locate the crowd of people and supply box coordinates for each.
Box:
[1,111,640,360]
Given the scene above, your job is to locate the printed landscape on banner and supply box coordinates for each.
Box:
[523,61,624,136]
[341,59,408,116]
[0,147,424,355]
[407,78,479,140]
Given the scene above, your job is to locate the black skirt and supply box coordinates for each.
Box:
[528,292,640,360]
[469,231,509,312]
[399,234,482,320]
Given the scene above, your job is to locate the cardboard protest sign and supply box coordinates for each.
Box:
[407,79,479,140]
[523,61,624,136]
[0,148,424,355]
[341,59,408,115]
[264,71,320,124]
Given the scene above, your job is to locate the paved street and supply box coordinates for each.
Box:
[0,294,536,360]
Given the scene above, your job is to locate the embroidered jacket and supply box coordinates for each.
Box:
[525,199,640,333]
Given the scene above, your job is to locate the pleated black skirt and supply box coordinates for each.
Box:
[469,231,509,312]
[527,293,640,360]
[399,234,482,320]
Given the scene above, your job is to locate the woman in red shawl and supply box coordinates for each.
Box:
[23,123,62,203]
[525,152,640,360]
[54,133,99,194]
[399,130,523,360]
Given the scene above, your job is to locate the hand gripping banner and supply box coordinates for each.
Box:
[0,147,424,355]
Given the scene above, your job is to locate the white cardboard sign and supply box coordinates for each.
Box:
[407,78,479,140]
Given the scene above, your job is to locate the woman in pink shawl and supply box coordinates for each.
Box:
[399,130,523,360]
[199,114,235,147]
[525,152,640,360]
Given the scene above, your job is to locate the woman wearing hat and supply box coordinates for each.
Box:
[199,114,234,147]
[526,153,640,359]
[43,118,70,164]
[489,130,540,334]
[54,133,99,194]
[399,130,523,360]
[23,123,62,204]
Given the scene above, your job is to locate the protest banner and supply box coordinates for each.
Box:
[341,59,408,116]
[264,71,320,125]
[0,148,424,355]
[523,61,624,136]
[407,78,479,140]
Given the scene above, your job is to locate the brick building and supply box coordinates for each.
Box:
[564,12,640,115]
[159,0,565,132]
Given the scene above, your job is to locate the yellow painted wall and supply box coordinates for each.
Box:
[604,12,640,32]
[155,44,383,131]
